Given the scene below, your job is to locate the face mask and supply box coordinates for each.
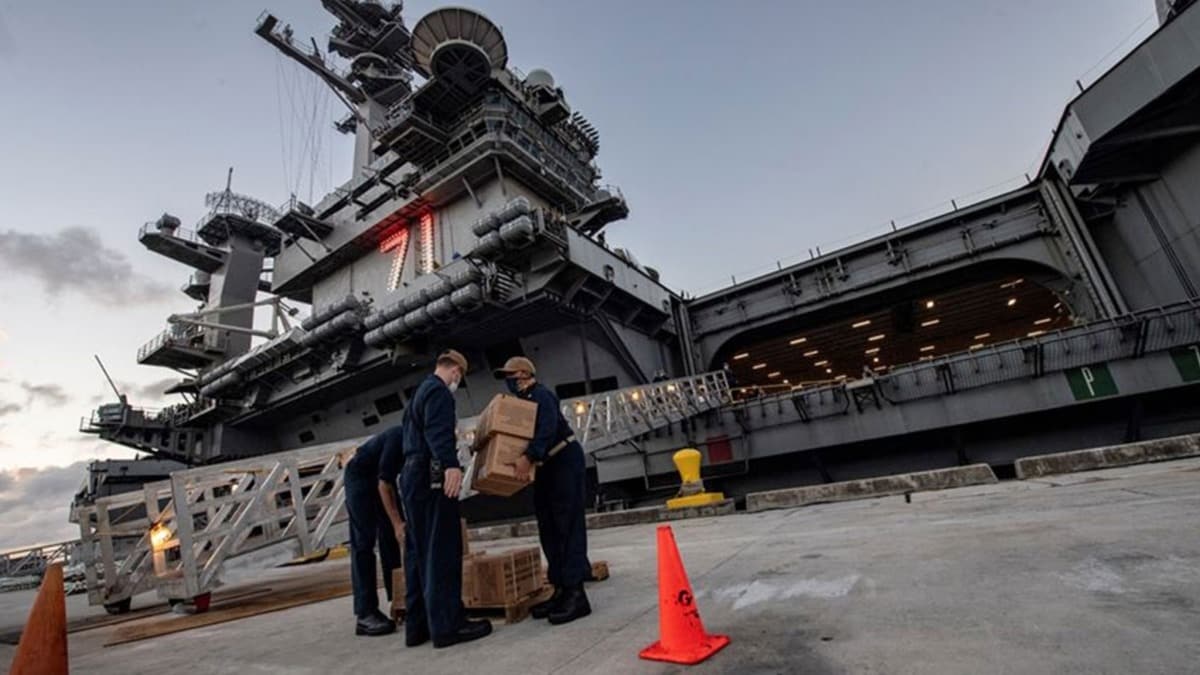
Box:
[447,373,461,393]
[505,377,520,394]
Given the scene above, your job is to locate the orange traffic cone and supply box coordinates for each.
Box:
[10,563,68,675]
[639,525,730,665]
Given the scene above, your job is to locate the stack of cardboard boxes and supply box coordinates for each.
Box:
[471,394,539,497]
[391,520,544,620]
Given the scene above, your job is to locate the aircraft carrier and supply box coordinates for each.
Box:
[76,0,1200,518]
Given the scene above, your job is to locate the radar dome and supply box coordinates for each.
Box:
[525,69,555,89]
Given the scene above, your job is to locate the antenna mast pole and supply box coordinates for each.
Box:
[94,355,126,403]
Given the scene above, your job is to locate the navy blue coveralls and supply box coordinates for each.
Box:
[400,374,465,640]
[343,424,404,619]
[518,383,590,588]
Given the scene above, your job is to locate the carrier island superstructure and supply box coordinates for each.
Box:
[80,1,1200,512]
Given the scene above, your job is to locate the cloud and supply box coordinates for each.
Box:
[0,402,20,417]
[0,227,174,305]
[128,378,181,400]
[0,462,88,549]
[89,378,181,405]
[20,381,69,408]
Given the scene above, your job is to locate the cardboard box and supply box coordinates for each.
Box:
[463,547,543,607]
[389,520,481,620]
[472,432,535,497]
[476,394,538,440]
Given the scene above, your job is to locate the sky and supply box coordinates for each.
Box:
[0,0,1157,549]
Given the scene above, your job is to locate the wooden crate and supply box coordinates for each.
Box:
[388,520,476,623]
[463,547,542,607]
[466,586,551,624]
[539,560,610,585]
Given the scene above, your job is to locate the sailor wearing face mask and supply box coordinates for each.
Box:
[493,356,592,625]
[399,349,493,648]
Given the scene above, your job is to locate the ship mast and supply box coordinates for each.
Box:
[255,2,416,177]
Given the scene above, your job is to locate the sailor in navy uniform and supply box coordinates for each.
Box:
[495,356,592,625]
[343,424,404,636]
[399,349,493,648]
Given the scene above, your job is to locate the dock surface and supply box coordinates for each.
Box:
[2,458,1198,674]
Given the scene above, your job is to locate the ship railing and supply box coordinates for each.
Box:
[138,221,207,247]
[881,301,1199,403]
[596,184,625,202]
[137,323,222,362]
[384,99,439,129]
[724,300,1200,414]
[561,372,733,454]
[274,194,317,221]
[0,540,79,583]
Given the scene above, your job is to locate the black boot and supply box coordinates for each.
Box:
[547,586,591,625]
[355,610,396,636]
[432,618,493,648]
[531,586,564,620]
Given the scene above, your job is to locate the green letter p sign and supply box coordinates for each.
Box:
[1065,363,1118,400]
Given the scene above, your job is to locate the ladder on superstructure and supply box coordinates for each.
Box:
[75,371,731,610]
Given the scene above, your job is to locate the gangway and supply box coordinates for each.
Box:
[74,372,732,611]
[0,535,78,583]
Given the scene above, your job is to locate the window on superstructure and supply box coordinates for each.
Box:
[374,392,404,416]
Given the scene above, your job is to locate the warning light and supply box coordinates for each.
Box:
[150,523,172,552]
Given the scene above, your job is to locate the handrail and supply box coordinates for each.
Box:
[736,300,1200,409]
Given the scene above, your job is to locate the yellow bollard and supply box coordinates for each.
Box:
[666,448,726,509]
[673,448,703,486]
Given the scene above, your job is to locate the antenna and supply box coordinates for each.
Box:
[94,355,126,404]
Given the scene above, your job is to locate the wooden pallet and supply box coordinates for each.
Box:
[105,581,352,646]
[538,560,610,586]
[465,586,552,624]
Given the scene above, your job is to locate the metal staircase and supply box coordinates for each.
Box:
[74,372,731,610]
[560,371,732,453]
[75,441,358,611]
